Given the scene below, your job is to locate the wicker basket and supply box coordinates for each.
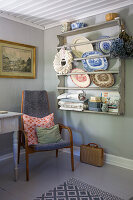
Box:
[80,143,104,167]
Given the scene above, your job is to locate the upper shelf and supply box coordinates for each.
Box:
[57,35,118,49]
[57,70,119,76]
[74,54,110,61]
[57,19,121,37]
[57,86,119,91]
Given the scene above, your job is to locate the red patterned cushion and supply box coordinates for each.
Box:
[23,113,55,145]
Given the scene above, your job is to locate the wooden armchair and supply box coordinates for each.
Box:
[18,90,74,181]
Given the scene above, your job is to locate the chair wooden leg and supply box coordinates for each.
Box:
[25,150,29,181]
[18,132,21,164]
[56,149,58,157]
[71,146,74,171]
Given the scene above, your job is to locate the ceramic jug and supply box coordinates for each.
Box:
[101,103,108,112]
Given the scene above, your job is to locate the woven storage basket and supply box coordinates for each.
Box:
[80,143,104,167]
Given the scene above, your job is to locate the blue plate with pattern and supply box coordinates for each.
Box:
[96,36,112,54]
[82,51,108,72]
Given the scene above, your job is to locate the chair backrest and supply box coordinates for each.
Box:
[21,90,49,118]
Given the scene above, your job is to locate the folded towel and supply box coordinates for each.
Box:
[59,107,83,111]
[67,93,86,101]
[58,101,84,107]
[58,100,87,111]
[57,91,86,101]
[59,98,85,103]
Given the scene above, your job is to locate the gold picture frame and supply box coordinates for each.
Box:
[0,40,36,79]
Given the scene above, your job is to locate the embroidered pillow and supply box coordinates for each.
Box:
[23,113,55,145]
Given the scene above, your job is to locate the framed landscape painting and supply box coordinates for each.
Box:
[0,40,36,78]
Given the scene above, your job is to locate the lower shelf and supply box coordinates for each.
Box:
[83,110,119,115]
[57,87,119,91]
[59,108,119,115]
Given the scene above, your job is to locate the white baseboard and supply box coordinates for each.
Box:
[105,153,133,170]
[63,146,133,171]
[0,150,25,162]
[1,147,133,171]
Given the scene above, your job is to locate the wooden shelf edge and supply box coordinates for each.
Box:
[57,87,119,91]
[59,108,119,115]
[83,110,119,115]
[57,36,118,49]
[57,70,119,76]
[57,19,120,37]
[74,54,110,60]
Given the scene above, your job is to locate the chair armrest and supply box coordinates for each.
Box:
[58,123,73,146]
[19,129,28,148]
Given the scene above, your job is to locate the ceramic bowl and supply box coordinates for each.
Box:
[71,22,87,30]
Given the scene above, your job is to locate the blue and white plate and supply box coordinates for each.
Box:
[96,36,112,54]
[82,51,108,72]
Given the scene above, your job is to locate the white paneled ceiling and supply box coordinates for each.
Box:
[0,0,133,30]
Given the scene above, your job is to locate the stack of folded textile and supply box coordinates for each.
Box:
[108,105,118,113]
[57,91,87,111]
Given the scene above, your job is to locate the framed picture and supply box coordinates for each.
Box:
[0,40,36,79]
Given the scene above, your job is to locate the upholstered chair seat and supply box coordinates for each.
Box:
[29,140,71,151]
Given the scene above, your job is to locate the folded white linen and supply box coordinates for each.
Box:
[67,93,85,101]
[58,101,84,111]
[59,98,84,103]
[59,107,83,111]
[57,93,67,99]
[58,101,84,108]
[57,91,86,101]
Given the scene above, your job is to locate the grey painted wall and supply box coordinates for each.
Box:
[44,5,133,160]
[0,17,44,155]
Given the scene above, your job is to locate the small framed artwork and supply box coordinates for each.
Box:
[0,40,36,79]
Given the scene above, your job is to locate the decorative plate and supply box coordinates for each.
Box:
[70,68,91,88]
[82,51,108,72]
[96,36,112,54]
[71,36,93,57]
[91,70,114,88]
[53,49,73,74]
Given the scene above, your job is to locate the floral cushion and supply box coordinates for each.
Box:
[23,113,55,145]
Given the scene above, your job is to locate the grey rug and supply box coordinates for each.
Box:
[34,177,123,200]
